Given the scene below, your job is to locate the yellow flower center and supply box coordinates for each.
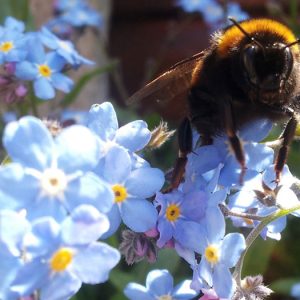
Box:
[50,247,73,272]
[38,64,52,77]
[158,295,173,300]
[112,184,128,203]
[0,41,13,52]
[205,244,220,264]
[166,204,180,222]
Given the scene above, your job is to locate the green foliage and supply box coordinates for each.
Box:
[0,0,33,27]
[60,62,118,108]
[270,278,299,297]
[242,237,276,276]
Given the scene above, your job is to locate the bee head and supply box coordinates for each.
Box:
[227,17,299,94]
[242,41,293,91]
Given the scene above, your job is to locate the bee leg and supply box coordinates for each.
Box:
[274,114,297,183]
[170,118,193,189]
[223,100,246,184]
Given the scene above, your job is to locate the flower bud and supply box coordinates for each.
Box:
[119,230,158,265]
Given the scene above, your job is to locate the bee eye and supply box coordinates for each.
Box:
[242,44,260,86]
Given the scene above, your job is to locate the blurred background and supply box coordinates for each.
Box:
[1,0,300,299]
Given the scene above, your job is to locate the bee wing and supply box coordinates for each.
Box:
[127,52,205,119]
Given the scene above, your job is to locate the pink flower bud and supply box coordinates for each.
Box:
[4,62,16,74]
[144,227,159,238]
[15,84,28,97]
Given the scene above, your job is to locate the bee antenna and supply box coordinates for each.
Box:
[284,38,300,49]
[228,17,265,52]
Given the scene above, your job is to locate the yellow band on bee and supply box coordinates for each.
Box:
[217,19,299,57]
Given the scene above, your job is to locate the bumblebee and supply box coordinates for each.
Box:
[128,18,300,187]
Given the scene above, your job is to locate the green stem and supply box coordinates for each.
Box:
[233,204,300,286]
[60,60,118,109]
[30,94,39,117]
[27,83,40,117]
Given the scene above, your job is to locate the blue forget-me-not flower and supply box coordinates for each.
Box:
[124,269,197,300]
[9,205,120,300]
[0,116,113,221]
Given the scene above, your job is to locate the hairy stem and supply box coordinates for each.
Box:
[233,203,300,286]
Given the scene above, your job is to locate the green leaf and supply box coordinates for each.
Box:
[242,237,276,276]
[110,292,127,300]
[109,269,137,291]
[133,248,180,282]
[60,61,118,108]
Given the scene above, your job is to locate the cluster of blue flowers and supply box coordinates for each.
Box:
[0,16,92,103]
[0,101,166,299]
[47,0,102,38]
[1,106,300,299]
[123,118,300,299]
[177,0,249,28]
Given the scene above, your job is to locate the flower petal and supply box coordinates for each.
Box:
[52,72,74,93]
[199,258,213,286]
[0,251,22,300]
[126,167,164,198]
[65,172,114,214]
[62,205,110,245]
[244,143,274,172]
[115,120,151,152]
[174,242,195,265]
[277,187,300,217]
[157,218,173,248]
[5,16,25,32]
[213,264,234,299]
[206,206,225,243]
[124,283,153,300]
[0,210,30,256]
[186,145,222,175]
[263,164,295,190]
[3,116,54,170]
[120,198,158,232]
[0,163,38,210]
[15,61,37,80]
[88,102,118,141]
[46,52,66,71]
[220,233,246,267]
[174,221,206,253]
[100,204,122,239]
[27,38,45,64]
[240,119,272,142]
[146,269,173,296]
[56,125,102,173]
[25,218,60,257]
[27,193,67,222]
[180,191,207,221]
[40,271,81,300]
[172,280,198,298]
[101,145,131,184]
[10,260,49,297]
[71,241,120,284]
[34,77,55,100]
